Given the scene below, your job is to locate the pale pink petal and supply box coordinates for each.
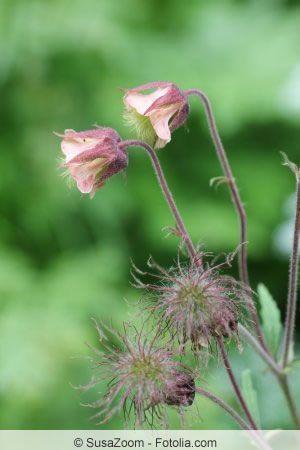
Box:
[123,81,171,92]
[62,137,105,163]
[144,87,185,115]
[69,158,108,194]
[149,103,180,142]
[124,87,170,115]
[77,173,95,194]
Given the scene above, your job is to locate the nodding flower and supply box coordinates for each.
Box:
[123,81,189,149]
[134,254,251,355]
[83,322,196,427]
[56,128,128,198]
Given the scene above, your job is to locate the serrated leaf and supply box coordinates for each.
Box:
[242,369,261,428]
[257,283,282,357]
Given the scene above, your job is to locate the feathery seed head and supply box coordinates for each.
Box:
[85,322,195,427]
[136,255,248,354]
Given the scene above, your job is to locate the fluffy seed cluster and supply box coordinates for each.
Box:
[137,256,248,353]
[86,323,195,427]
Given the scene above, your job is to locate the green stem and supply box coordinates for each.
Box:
[238,324,282,376]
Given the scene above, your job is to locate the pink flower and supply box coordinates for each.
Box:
[123,81,189,149]
[56,128,128,198]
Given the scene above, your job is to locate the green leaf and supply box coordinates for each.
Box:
[293,359,300,368]
[257,283,282,357]
[242,369,261,428]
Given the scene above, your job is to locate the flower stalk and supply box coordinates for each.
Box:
[238,324,282,377]
[196,388,271,450]
[184,89,267,351]
[216,336,258,430]
[196,387,251,430]
[120,139,201,266]
[282,169,300,369]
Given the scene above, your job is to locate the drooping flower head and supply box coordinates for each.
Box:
[123,81,189,149]
[84,322,195,427]
[56,128,128,198]
[135,254,250,355]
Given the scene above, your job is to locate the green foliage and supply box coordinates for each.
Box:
[0,0,299,430]
[257,283,283,357]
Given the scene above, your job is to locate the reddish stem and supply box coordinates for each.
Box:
[282,177,300,368]
[217,336,258,430]
[184,89,267,350]
[121,140,201,266]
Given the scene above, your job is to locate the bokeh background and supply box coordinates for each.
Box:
[1,0,300,430]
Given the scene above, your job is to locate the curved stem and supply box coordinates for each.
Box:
[184,89,267,350]
[120,140,201,266]
[282,177,300,368]
[196,387,251,430]
[196,387,271,450]
[238,324,282,376]
[217,336,258,430]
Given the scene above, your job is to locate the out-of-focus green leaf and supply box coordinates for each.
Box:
[258,283,282,357]
[242,369,261,429]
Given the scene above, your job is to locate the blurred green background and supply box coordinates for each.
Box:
[1,0,300,430]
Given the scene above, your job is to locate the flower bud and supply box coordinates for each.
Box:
[56,128,128,198]
[123,81,188,149]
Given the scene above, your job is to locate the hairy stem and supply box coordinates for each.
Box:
[196,387,271,450]
[121,140,200,266]
[184,89,267,350]
[217,336,258,430]
[196,387,251,430]
[282,178,300,368]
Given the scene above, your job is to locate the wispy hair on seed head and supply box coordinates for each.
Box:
[79,320,196,428]
[132,250,252,357]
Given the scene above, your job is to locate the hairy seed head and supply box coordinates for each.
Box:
[135,254,250,355]
[83,322,196,427]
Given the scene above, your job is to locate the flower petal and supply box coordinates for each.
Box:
[68,158,108,193]
[149,104,181,142]
[144,85,185,115]
[123,81,171,92]
[63,139,104,163]
[66,141,115,164]
[124,87,169,115]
